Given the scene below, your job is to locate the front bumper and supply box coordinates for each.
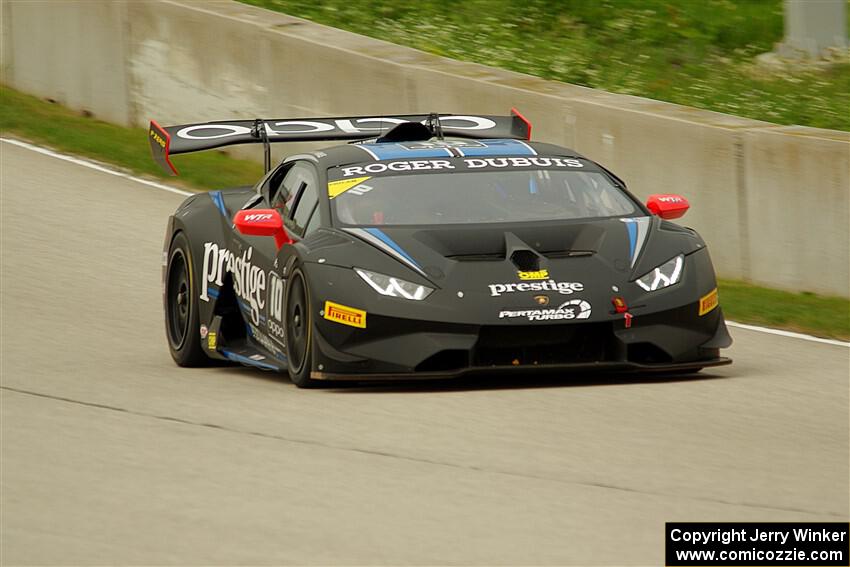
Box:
[310,301,733,380]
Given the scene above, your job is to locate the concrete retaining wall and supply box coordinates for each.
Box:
[3,0,848,296]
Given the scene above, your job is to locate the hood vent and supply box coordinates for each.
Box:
[541,249,594,259]
[510,249,540,271]
[448,249,594,261]
[446,252,505,262]
[505,232,544,272]
[411,222,607,263]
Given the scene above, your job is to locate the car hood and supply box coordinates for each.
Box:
[301,217,711,324]
[315,217,699,280]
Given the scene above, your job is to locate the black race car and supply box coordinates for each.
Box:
[152,110,731,387]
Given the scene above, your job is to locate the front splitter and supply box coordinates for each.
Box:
[310,357,732,381]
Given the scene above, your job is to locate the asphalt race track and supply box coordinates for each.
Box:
[2,140,848,565]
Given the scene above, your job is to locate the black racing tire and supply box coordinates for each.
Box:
[284,267,320,388]
[165,231,209,367]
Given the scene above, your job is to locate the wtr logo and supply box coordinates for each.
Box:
[244,213,274,222]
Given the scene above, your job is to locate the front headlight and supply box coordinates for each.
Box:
[635,254,684,292]
[355,268,434,300]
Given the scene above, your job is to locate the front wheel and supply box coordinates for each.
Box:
[284,268,320,388]
[165,231,208,366]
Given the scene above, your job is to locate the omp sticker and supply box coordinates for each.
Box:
[324,301,367,328]
[328,176,371,199]
[518,269,549,280]
[699,288,719,316]
[208,332,217,350]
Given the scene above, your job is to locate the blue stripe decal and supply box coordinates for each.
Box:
[363,228,423,270]
[620,217,651,267]
[221,350,280,371]
[358,143,451,160]
[623,219,637,261]
[206,287,220,299]
[209,191,227,217]
[457,140,535,157]
[236,301,266,322]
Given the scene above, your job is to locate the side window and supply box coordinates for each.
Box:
[271,162,315,220]
[303,207,321,236]
[290,181,319,237]
[263,164,291,203]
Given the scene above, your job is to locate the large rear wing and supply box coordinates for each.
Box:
[148,109,532,175]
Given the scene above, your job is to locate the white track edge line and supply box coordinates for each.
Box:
[3,138,848,348]
[726,321,848,348]
[1,138,194,197]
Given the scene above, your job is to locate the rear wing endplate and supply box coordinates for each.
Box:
[149,109,532,175]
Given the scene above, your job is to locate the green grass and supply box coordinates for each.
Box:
[239,0,850,131]
[0,86,262,190]
[718,280,849,340]
[1,85,847,340]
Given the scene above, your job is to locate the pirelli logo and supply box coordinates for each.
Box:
[149,129,167,149]
[699,288,719,316]
[518,269,549,280]
[324,301,366,328]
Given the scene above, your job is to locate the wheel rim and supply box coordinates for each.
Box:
[167,250,190,349]
[286,274,309,372]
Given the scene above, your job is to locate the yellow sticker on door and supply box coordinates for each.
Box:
[698,288,719,316]
[324,301,367,328]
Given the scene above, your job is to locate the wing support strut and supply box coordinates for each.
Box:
[252,119,272,173]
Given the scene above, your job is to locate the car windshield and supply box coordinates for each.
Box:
[330,167,637,226]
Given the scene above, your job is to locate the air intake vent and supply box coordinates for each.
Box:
[541,249,594,259]
[504,231,544,271]
[446,253,505,262]
[510,249,540,271]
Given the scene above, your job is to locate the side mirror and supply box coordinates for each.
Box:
[646,194,689,220]
[233,209,292,249]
